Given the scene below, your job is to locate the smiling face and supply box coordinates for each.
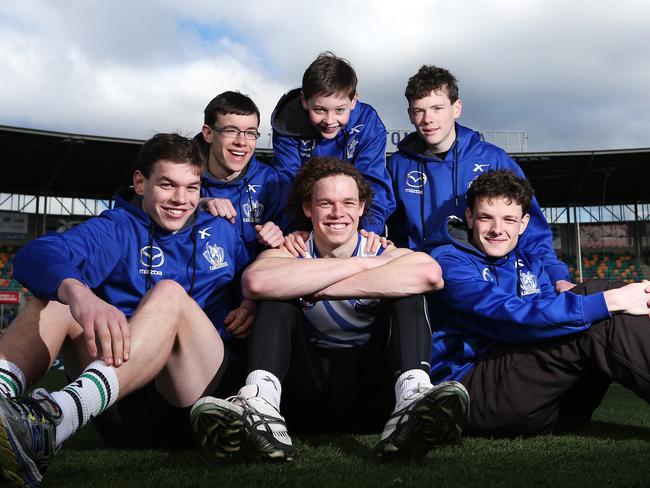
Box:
[301,91,358,140]
[302,174,365,256]
[134,159,201,232]
[466,196,530,258]
[408,87,462,154]
[202,112,259,181]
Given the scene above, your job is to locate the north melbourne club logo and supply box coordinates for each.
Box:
[346,136,359,160]
[519,271,541,296]
[243,200,265,223]
[202,242,228,270]
[405,170,428,194]
[139,246,164,275]
[299,139,316,160]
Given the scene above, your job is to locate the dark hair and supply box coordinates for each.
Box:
[135,133,205,178]
[302,52,357,101]
[405,65,459,104]
[466,170,534,215]
[287,156,373,230]
[203,91,260,127]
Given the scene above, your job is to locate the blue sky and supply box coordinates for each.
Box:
[1,0,649,152]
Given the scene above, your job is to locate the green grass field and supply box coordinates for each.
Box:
[32,370,650,488]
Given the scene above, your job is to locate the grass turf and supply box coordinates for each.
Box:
[34,371,650,488]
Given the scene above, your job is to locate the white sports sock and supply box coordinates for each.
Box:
[0,359,26,398]
[51,360,119,446]
[246,369,282,410]
[395,369,432,402]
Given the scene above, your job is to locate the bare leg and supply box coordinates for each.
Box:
[113,279,224,406]
[0,298,89,385]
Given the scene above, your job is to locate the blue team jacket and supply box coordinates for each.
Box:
[427,217,609,382]
[270,88,395,234]
[14,188,249,337]
[195,133,290,258]
[387,123,569,283]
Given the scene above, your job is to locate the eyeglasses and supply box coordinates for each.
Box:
[211,126,261,140]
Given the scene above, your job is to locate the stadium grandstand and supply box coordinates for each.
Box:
[1,124,649,322]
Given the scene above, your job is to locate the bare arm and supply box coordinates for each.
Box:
[242,248,387,300]
[313,249,443,300]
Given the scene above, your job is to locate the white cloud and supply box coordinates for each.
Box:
[1,0,649,150]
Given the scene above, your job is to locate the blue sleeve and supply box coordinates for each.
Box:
[498,155,570,283]
[264,171,292,232]
[432,251,609,342]
[234,229,251,272]
[385,153,409,247]
[270,132,302,184]
[14,216,123,301]
[353,113,395,234]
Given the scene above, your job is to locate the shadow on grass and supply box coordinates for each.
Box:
[571,419,650,441]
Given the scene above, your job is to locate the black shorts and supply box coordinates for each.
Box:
[91,347,233,449]
[280,304,394,434]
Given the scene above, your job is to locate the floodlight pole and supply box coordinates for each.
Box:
[574,207,583,282]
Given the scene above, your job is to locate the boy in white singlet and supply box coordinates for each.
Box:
[191,156,469,461]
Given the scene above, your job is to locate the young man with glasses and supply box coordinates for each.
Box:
[196,91,289,258]
[194,92,290,344]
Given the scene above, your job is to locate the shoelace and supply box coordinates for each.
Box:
[9,396,53,425]
[230,395,288,438]
[401,385,430,402]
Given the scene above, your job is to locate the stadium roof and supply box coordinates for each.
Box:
[0,125,141,199]
[512,149,650,207]
[1,125,649,207]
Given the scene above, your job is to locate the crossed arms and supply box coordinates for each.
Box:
[241,246,443,301]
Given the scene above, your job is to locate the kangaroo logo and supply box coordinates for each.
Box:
[519,271,541,296]
[243,200,265,223]
[346,136,359,160]
[202,242,228,271]
[299,139,316,161]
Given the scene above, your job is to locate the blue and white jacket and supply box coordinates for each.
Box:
[14,187,250,338]
[195,132,290,259]
[387,123,569,283]
[271,88,395,234]
[427,217,610,383]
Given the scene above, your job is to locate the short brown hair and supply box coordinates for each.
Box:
[405,65,459,104]
[302,52,357,101]
[467,170,534,215]
[288,157,373,229]
[134,133,205,178]
[203,91,260,127]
